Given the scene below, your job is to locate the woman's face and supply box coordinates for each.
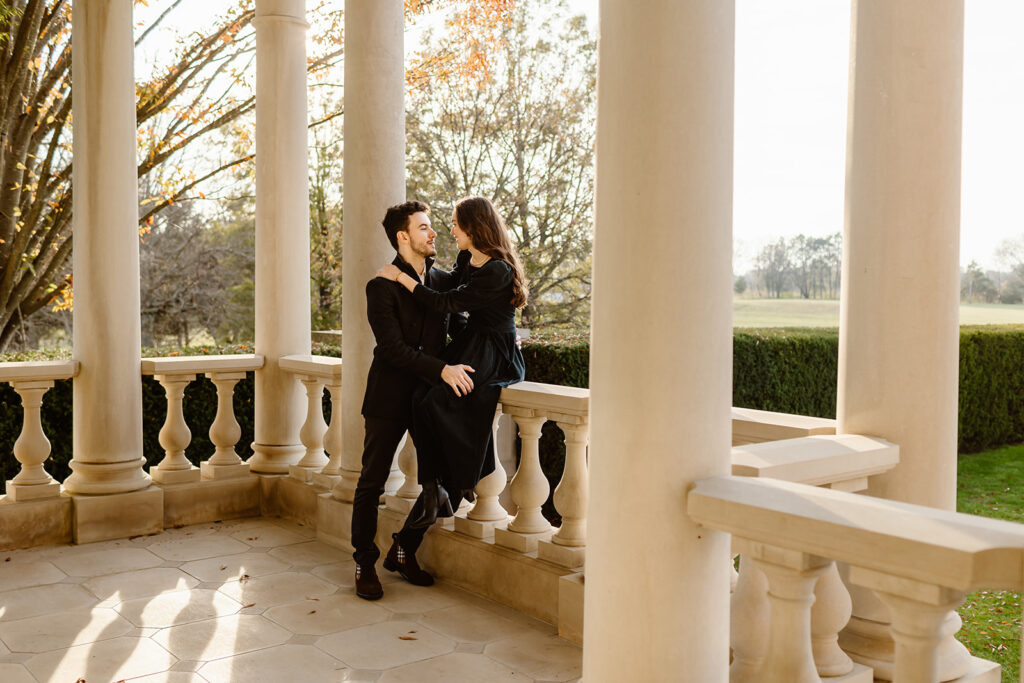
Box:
[451,214,473,251]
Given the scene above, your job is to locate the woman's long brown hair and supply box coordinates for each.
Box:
[454,196,528,308]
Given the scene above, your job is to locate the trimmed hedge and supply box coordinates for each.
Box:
[4,327,1024,492]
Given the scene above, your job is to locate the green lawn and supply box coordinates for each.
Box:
[956,444,1024,681]
[733,298,1024,328]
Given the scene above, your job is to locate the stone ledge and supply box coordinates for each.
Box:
[157,476,260,528]
[0,494,72,550]
[70,486,163,544]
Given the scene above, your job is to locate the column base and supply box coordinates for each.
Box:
[69,486,163,544]
[247,443,305,474]
[151,466,201,484]
[558,572,585,644]
[201,462,251,480]
[952,657,1000,682]
[157,476,260,528]
[5,480,61,501]
[822,663,873,682]
[537,538,585,568]
[454,514,509,539]
[0,494,72,550]
[63,457,151,495]
[494,526,553,553]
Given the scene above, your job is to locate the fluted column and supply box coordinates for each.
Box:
[65,0,149,494]
[336,0,406,501]
[837,1,968,678]
[583,0,734,678]
[250,0,310,473]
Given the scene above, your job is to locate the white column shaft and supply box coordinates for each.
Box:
[251,0,311,473]
[67,0,149,494]
[584,0,734,678]
[341,0,406,480]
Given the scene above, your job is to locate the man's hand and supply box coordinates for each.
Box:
[441,364,475,396]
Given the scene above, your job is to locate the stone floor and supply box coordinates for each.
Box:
[0,517,582,682]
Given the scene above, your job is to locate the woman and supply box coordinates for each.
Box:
[375,196,527,527]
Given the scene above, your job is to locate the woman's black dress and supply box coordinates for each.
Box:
[409,250,526,492]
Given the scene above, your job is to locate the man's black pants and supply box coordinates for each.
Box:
[351,416,464,566]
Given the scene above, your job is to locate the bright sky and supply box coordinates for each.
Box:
[139,1,1024,272]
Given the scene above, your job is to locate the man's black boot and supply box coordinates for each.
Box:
[382,534,434,586]
[355,563,384,600]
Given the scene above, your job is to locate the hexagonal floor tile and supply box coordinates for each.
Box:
[484,632,582,680]
[316,620,455,670]
[0,662,34,683]
[0,607,134,653]
[148,537,251,562]
[417,604,539,644]
[83,567,199,601]
[199,644,348,681]
[230,526,307,548]
[153,614,291,661]
[268,540,347,567]
[375,581,460,615]
[0,559,65,592]
[0,583,98,622]
[115,588,241,628]
[179,552,290,583]
[263,594,389,635]
[25,636,176,682]
[217,571,337,608]
[378,652,529,682]
[50,547,163,577]
[130,673,206,683]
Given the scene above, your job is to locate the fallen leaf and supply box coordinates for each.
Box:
[243,603,256,608]
[219,565,227,571]
[247,537,258,541]
[306,596,320,601]
[239,574,250,583]
[398,636,417,641]
[4,557,10,562]
[308,610,317,615]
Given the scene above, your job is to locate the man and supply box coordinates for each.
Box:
[352,200,475,600]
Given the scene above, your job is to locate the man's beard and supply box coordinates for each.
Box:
[413,243,436,258]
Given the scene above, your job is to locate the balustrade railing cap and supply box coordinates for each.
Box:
[499,381,589,416]
[731,434,899,486]
[140,354,264,375]
[731,407,836,441]
[279,354,343,381]
[0,359,79,383]
[689,474,1024,592]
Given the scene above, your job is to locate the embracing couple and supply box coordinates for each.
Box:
[351,196,528,600]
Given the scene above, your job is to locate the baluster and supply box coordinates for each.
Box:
[743,541,829,683]
[289,377,329,482]
[537,417,589,567]
[730,553,770,681]
[384,433,420,514]
[849,566,970,683]
[5,380,61,501]
[494,412,551,552]
[456,406,510,538]
[313,380,343,489]
[811,561,854,677]
[200,370,250,479]
[151,374,201,483]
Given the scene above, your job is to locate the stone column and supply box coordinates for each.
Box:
[65,0,150,496]
[249,0,311,473]
[335,0,406,501]
[837,1,968,679]
[583,1,734,679]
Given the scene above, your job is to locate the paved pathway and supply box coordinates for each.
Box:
[0,517,582,682]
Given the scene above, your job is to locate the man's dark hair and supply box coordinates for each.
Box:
[382,200,430,250]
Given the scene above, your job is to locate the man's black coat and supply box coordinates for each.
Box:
[361,255,461,423]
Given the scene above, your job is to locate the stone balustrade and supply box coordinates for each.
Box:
[0,360,79,501]
[732,407,836,446]
[279,354,343,490]
[689,474,1014,682]
[140,355,264,483]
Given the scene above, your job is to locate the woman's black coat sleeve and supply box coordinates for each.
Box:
[412,260,512,314]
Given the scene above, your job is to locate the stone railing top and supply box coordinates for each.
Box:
[140,354,264,376]
[731,434,899,487]
[689,474,1024,593]
[280,354,343,381]
[731,407,836,445]
[499,381,589,417]
[0,360,79,383]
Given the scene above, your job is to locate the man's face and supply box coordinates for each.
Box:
[402,211,436,258]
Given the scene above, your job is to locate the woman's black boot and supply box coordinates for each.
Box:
[407,479,453,529]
